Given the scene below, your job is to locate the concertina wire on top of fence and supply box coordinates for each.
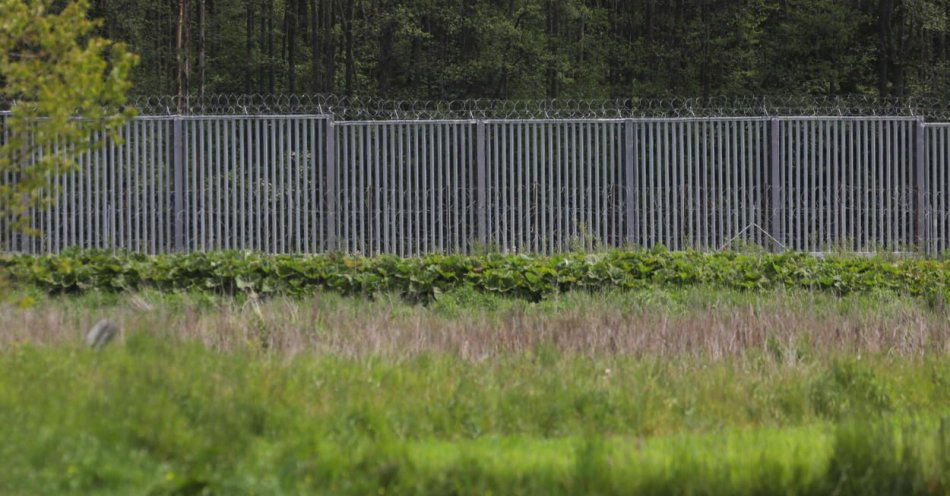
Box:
[7,94,950,120]
[0,105,949,255]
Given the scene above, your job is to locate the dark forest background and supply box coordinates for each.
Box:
[88,0,950,99]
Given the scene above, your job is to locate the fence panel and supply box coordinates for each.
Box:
[181,115,331,253]
[1,115,175,253]
[926,124,950,253]
[107,118,175,254]
[485,120,627,253]
[334,121,477,256]
[777,117,918,252]
[629,118,770,251]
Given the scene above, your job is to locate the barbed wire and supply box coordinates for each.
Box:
[6,94,950,120]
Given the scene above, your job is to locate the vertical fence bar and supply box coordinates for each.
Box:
[624,119,636,245]
[687,121,695,248]
[942,126,949,253]
[232,119,241,250]
[254,120,262,252]
[844,122,857,251]
[361,124,369,254]
[770,118,782,250]
[190,120,199,251]
[884,121,893,250]
[876,120,883,250]
[531,123,539,252]
[380,123,390,254]
[373,124,381,254]
[341,124,350,252]
[309,118,318,252]
[818,120,825,251]
[941,126,947,253]
[268,118,277,253]
[326,117,337,251]
[461,124,469,253]
[172,117,185,251]
[219,119,227,250]
[539,123,547,252]
[916,118,927,252]
[865,120,873,250]
[476,120,487,247]
[238,119,246,251]
[397,124,406,256]
[646,122,654,248]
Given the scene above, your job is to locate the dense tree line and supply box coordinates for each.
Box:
[86,0,950,99]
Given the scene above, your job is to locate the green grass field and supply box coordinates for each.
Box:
[1,283,948,494]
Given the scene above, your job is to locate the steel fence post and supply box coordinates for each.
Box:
[770,118,783,252]
[326,117,338,251]
[915,117,928,253]
[173,116,185,251]
[624,119,636,245]
[476,120,487,247]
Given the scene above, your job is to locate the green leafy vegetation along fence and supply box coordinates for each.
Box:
[3,250,946,301]
[2,111,950,255]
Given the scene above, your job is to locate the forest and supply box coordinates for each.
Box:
[88,0,950,99]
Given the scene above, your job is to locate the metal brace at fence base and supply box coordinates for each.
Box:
[719,224,786,252]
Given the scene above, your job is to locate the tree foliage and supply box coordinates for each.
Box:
[0,0,137,231]
[91,0,950,99]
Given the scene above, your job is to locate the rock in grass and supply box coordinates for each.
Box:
[86,319,118,350]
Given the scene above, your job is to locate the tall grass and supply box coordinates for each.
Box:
[0,334,947,494]
[0,288,947,494]
[3,286,946,359]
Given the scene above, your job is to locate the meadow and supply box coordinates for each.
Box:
[0,253,948,494]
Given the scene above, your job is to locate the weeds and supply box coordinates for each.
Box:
[1,249,946,301]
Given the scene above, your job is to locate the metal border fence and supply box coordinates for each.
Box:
[2,110,949,255]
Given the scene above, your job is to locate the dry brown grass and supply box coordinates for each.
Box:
[1,288,947,361]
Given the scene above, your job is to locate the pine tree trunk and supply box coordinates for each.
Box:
[878,0,893,96]
[895,4,905,97]
[258,0,265,93]
[287,0,297,93]
[550,1,562,98]
[325,0,336,92]
[267,0,275,93]
[245,0,253,92]
[311,0,320,92]
[377,0,394,94]
[198,0,206,100]
[344,0,353,96]
[177,0,191,110]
